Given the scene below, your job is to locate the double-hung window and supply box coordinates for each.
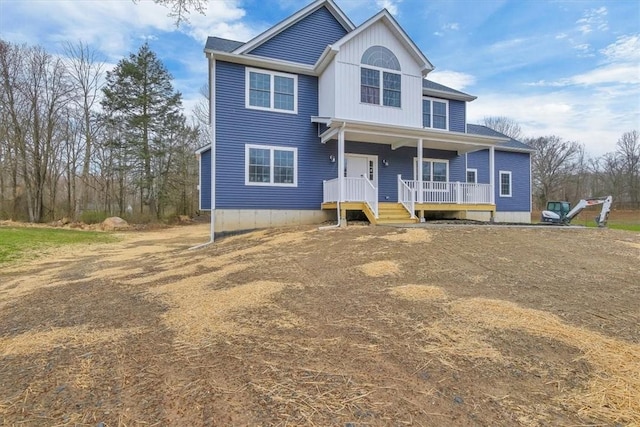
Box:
[360,46,401,108]
[246,68,297,113]
[246,144,297,186]
[415,159,449,183]
[499,171,512,197]
[466,168,477,183]
[423,98,448,130]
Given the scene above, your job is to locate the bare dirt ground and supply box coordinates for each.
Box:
[1,223,639,426]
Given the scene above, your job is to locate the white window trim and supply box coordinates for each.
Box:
[466,168,478,184]
[499,170,512,197]
[245,67,298,114]
[360,65,402,108]
[245,144,298,187]
[423,97,449,131]
[413,157,450,185]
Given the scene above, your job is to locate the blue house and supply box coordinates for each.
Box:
[197,0,533,236]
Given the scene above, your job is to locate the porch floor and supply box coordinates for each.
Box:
[321,202,496,225]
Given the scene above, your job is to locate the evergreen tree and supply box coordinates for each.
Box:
[101,43,183,218]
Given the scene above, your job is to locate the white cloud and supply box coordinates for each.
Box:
[183,0,255,43]
[443,22,460,31]
[468,89,638,156]
[433,31,444,37]
[488,38,526,52]
[600,34,640,62]
[576,6,608,35]
[427,70,476,90]
[376,0,401,15]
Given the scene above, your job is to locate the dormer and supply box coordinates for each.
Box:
[318,9,434,128]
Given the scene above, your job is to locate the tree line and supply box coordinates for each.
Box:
[0,40,206,223]
[484,117,639,210]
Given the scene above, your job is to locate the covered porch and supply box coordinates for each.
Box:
[315,118,506,225]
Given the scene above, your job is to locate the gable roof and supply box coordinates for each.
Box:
[205,37,244,53]
[423,79,476,102]
[330,9,434,75]
[233,0,354,55]
[466,124,535,152]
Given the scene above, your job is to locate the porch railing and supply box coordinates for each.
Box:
[397,175,416,218]
[323,177,379,218]
[323,178,340,203]
[402,180,492,204]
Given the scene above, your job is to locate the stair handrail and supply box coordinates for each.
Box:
[397,175,416,218]
[363,177,379,218]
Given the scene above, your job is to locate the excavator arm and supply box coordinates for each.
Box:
[565,196,613,227]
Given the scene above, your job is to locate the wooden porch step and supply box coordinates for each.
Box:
[375,203,418,225]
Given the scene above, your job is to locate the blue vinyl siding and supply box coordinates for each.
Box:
[449,100,466,133]
[467,149,531,211]
[199,149,211,210]
[494,151,531,212]
[466,150,490,184]
[215,60,335,209]
[248,6,349,65]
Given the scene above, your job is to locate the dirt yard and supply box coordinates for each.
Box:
[1,223,639,426]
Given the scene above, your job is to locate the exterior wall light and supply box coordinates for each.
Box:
[382,159,389,166]
[329,155,336,163]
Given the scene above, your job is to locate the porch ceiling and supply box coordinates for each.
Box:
[316,118,509,154]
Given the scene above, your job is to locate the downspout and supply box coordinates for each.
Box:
[190,55,216,249]
[319,122,346,230]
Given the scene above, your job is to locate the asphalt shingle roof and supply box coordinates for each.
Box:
[467,124,534,152]
[422,79,473,98]
[205,37,244,52]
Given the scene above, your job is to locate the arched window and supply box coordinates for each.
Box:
[361,46,401,71]
[360,46,401,107]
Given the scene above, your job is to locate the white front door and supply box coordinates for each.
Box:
[345,154,377,187]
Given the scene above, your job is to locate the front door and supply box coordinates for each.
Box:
[345,154,377,187]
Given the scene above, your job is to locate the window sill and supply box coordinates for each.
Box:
[246,105,298,115]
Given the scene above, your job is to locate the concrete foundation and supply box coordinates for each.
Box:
[493,211,531,223]
[214,209,336,233]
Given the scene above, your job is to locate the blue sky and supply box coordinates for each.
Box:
[1,0,638,156]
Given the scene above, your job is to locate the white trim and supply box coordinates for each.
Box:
[195,144,211,154]
[245,144,298,187]
[422,97,449,131]
[499,170,512,197]
[233,0,355,55]
[245,67,298,114]
[198,149,203,211]
[466,168,478,184]
[331,9,434,74]
[413,157,449,182]
[422,87,476,102]
[489,146,495,205]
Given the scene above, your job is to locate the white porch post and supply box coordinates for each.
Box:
[489,145,495,205]
[417,138,423,203]
[337,126,345,224]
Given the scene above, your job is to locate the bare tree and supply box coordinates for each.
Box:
[134,0,206,26]
[482,116,522,140]
[64,41,105,218]
[526,135,582,208]
[616,130,640,207]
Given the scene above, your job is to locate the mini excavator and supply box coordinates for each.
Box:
[541,196,612,227]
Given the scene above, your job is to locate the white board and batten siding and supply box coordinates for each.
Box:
[318,60,336,118]
[319,20,424,127]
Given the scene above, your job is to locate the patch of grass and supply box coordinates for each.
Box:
[586,222,640,232]
[0,227,116,264]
